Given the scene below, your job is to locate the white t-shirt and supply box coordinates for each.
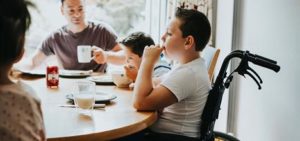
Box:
[150,57,211,138]
[0,81,45,141]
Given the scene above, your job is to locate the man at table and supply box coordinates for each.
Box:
[21,0,125,72]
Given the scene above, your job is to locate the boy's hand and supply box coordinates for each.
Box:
[124,65,138,81]
[92,46,108,64]
[142,45,164,66]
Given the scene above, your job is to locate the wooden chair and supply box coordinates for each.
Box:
[202,46,221,82]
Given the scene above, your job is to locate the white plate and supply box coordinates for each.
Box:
[18,69,92,77]
[20,69,45,76]
[59,70,92,78]
[66,91,117,102]
[86,75,114,85]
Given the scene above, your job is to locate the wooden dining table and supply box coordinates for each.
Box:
[17,73,157,141]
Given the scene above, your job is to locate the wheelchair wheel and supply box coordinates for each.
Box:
[214,131,239,141]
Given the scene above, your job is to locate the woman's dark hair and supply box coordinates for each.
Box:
[0,0,33,66]
[120,32,155,57]
[175,8,211,51]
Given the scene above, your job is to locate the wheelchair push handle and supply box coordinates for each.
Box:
[251,57,280,72]
[219,50,280,89]
[246,52,281,72]
[253,54,277,64]
[232,50,278,65]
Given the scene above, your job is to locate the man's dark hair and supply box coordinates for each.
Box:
[0,0,32,66]
[61,0,65,4]
[120,32,155,57]
[175,8,211,51]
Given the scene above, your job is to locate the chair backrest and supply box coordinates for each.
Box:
[202,46,220,81]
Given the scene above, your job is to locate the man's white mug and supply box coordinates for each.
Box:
[77,45,92,63]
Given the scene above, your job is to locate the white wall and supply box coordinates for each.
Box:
[233,0,300,140]
[213,0,235,132]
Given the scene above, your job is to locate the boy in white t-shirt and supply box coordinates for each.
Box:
[132,7,211,140]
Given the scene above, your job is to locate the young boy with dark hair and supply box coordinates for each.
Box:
[120,32,170,82]
[133,8,211,140]
[0,0,46,140]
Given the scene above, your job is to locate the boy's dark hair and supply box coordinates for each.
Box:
[61,0,65,4]
[0,0,32,66]
[175,8,211,51]
[120,32,155,57]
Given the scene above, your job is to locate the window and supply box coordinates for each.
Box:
[25,0,147,56]
[25,0,215,56]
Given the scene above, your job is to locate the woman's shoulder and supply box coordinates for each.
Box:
[0,81,40,104]
[0,82,44,141]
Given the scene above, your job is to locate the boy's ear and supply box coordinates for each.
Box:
[184,36,195,50]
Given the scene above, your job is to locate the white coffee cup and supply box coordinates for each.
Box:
[77,45,92,63]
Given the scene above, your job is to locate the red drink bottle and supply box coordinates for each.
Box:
[46,66,59,88]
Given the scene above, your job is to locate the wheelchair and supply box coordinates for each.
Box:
[115,50,280,141]
[200,50,281,141]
